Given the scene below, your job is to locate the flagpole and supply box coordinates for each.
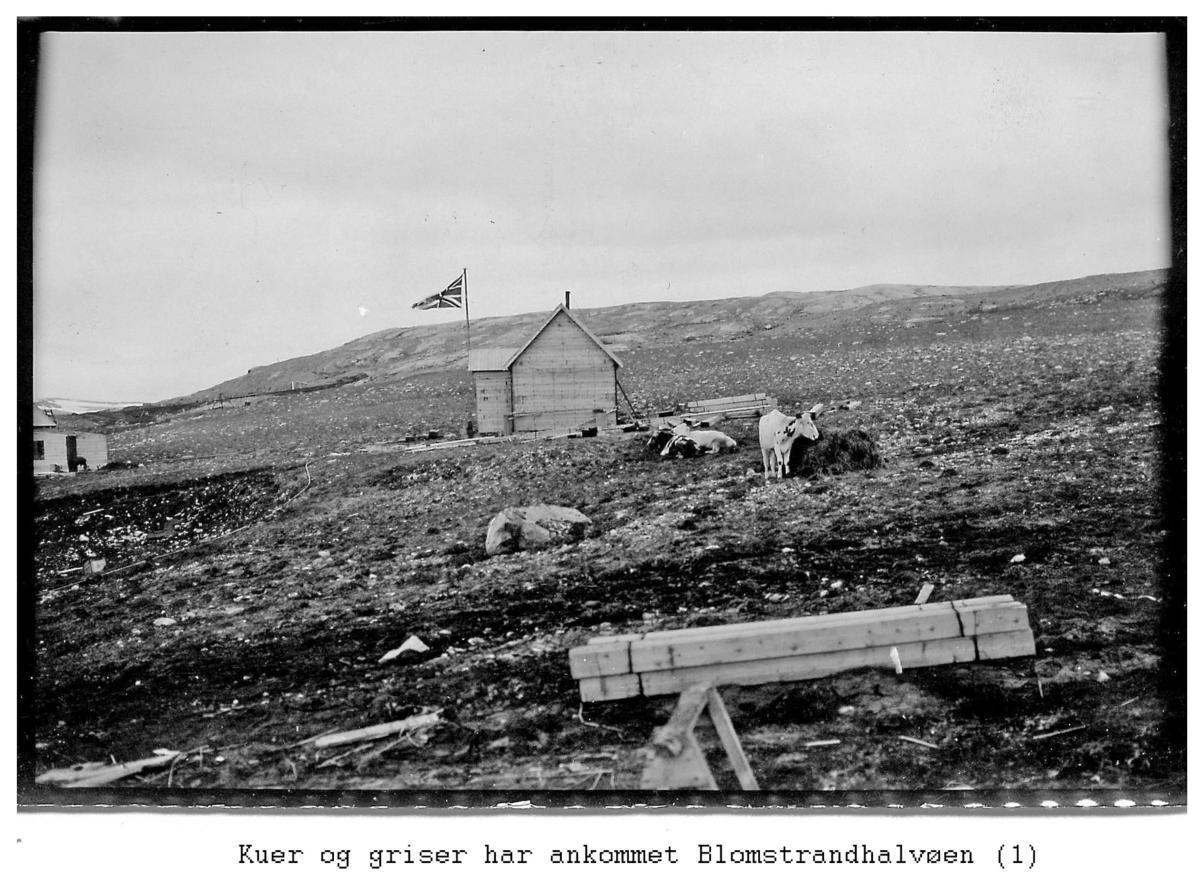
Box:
[463,267,471,354]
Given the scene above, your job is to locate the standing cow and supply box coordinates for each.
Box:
[759,405,825,479]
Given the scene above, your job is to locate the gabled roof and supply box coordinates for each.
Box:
[33,406,57,428]
[514,304,624,369]
[468,304,624,373]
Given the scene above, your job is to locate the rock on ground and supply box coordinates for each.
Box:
[485,505,593,556]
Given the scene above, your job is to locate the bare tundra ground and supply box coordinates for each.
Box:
[28,287,1182,797]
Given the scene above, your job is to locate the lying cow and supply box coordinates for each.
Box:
[651,424,738,458]
[759,405,825,479]
[684,430,738,453]
[648,427,678,451]
[660,434,701,458]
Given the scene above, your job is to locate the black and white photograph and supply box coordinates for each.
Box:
[19,20,1184,810]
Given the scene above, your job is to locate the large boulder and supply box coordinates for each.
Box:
[485,504,593,556]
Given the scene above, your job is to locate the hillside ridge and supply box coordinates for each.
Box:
[151,268,1165,407]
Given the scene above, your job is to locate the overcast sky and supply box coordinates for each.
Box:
[32,28,1170,403]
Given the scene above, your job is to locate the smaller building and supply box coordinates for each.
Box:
[469,304,624,435]
[33,406,108,474]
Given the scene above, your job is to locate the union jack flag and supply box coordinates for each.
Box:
[412,274,464,310]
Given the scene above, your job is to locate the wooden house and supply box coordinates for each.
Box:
[468,304,624,435]
[33,406,108,474]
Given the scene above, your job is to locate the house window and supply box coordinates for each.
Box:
[34,440,44,460]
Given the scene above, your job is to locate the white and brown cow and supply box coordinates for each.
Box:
[651,423,738,458]
[758,405,824,479]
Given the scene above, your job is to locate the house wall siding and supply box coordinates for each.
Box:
[75,433,109,468]
[510,313,617,433]
[474,371,513,435]
[33,431,108,471]
[34,432,69,468]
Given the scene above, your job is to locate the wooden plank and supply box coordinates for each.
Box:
[633,600,1029,673]
[635,634,986,699]
[576,598,1008,678]
[968,603,1031,637]
[38,750,181,788]
[578,673,643,702]
[579,630,1036,703]
[634,629,1037,700]
[629,602,1030,673]
[632,610,958,672]
[976,628,1037,660]
[637,604,949,645]
[637,598,1003,646]
[585,632,644,646]
[573,597,1021,682]
[700,395,772,405]
[687,405,770,419]
[638,596,1013,644]
[686,393,768,410]
[705,688,759,791]
[568,639,634,679]
[686,401,769,414]
[915,583,934,605]
[312,712,441,748]
[723,405,778,419]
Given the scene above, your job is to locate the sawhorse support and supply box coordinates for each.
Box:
[641,684,759,791]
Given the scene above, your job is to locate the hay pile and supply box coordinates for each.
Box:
[789,428,884,477]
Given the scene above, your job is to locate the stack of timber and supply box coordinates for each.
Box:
[684,393,778,419]
[360,423,602,455]
[569,595,1035,702]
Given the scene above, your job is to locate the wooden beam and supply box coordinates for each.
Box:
[634,597,1011,643]
[578,673,642,702]
[636,634,973,699]
[686,393,769,410]
[640,684,760,791]
[641,684,718,790]
[568,634,638,678]
[705,688,759,791]
[629,602,1029,673]
[638,595,1014,645]
[977,630,1038,660]
[571,596,1035,702]
[580,629,1036,702]
[573,596,1017,680]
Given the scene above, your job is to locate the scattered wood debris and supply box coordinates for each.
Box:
[37,749,181,788]
[311,710,442,749]
[1030,725,1088,741]
[316,742,376,769]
